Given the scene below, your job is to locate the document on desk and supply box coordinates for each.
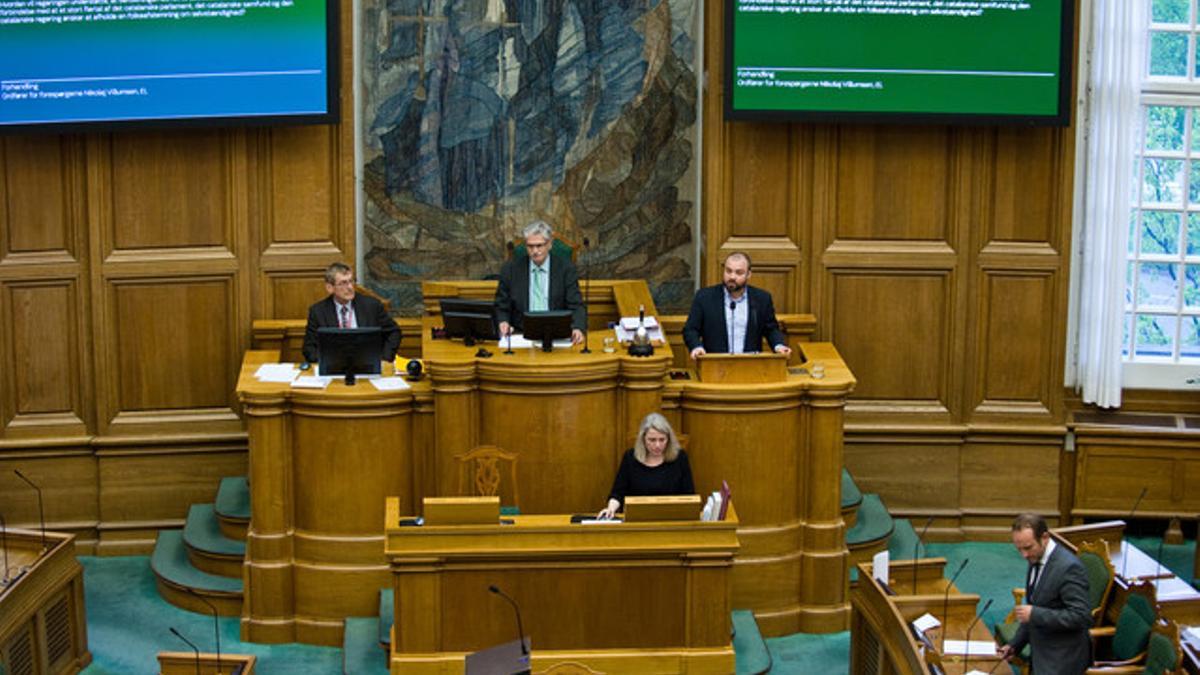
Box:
[504,333,573,349]
[255,363,299,383]
[291,376,332,389]
[370,377,411,391]
[942,640,997,657]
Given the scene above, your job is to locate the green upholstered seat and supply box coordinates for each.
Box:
[1142,629,1180,675]
[512,237,576,262]
[1110,592,1156,662]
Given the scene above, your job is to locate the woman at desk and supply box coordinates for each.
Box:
[597,412,694,519]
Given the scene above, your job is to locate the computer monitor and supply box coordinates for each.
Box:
[317,327,383,382]
[443,311,498,344]
[522,310,573,352]
[439,298,495,317]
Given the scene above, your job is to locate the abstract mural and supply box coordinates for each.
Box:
[359,0,700,314]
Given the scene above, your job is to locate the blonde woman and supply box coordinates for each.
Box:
[597,413,694,519]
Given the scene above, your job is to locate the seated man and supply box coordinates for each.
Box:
[302,262,401,364]
[493,220,586,345]
[682,252,791,359]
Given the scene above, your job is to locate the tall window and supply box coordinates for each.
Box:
[1127,0,1200,374]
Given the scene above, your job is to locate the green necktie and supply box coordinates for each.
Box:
[531,267,547,311]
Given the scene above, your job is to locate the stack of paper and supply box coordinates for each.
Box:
[615,316,664,343]
[255,363,299,383]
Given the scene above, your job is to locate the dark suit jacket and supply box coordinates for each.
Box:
[493,251,586,332]
[1008,544,1093,675]
[682,284,786,353]
[302,294,401,363]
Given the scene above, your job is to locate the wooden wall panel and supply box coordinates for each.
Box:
[833,126,952,241]
[973,272,1056,415]
[108,278,236,412]
[989,128,1063,246]
[265,271,328,321]
[264,126,342,245]
[829,272,949,405]
[727,124,792,237]
[0,451,98,546]
[5,281,81,420]
[107,131,234,251]
[1,136,76,257]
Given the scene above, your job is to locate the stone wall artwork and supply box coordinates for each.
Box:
[359,0,700,314]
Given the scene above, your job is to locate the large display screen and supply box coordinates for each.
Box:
[726,0,1073,125]
[0,0,338,132]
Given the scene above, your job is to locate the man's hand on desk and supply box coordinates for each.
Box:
[689,346,706,360]
[998,645,1015,662]
[572,329,584,345]
[1012,605,1033,623]
[498,321,512,337]
[773,344,792,356]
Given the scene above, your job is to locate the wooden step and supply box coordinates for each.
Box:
[151,530,242,617]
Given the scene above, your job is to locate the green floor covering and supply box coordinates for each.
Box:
[78,536,1196,674]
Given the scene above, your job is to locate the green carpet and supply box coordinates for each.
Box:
[79,556,341,675]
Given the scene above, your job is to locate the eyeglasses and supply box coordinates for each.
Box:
[331,278,355,288]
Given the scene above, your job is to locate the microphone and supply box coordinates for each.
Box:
[729,301,736,311]
[169,627,202,675]
[941,558,970,650]
[488,584,529,660]
[912,515,935,593]
[184,588,222,675]
[580,237,591,354]
[1121,486,1148,578]
[962,597,994,673]
[13,470,47,552]
[1,512,9,586]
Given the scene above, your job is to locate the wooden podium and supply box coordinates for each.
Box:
[850,559,1002,675]
[694,352,788,384]
[384,497,739,674]
[157,651,256,674]
[0,528,90,675]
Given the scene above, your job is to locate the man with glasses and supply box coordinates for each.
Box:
[493,220,586,345]
[302,262,401,363]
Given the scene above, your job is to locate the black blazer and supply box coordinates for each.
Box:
[1007,544,1093,674]
[302,294,402,363]
[682,284,786,353]
[493,250,586,332]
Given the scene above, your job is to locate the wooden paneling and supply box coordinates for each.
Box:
[833,126,953,242]
[263,126,343,246]
[4,282,80,420]
[108,278,236,412]
[264,271,328,321]
[0,135,77,257]
[972,271,1056,416]
[107,130,234,251]
[727,124,793,237]
[989,127,1064,246]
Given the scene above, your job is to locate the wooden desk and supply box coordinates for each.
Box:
[384,497,738,673]
[0,528,90,675]
[851,559,1001,675]
[238,352,423,645]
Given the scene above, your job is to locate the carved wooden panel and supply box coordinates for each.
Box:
[263,125,342,245]
[989,127,1062,246]
[960,440,1059,512]
[108,131,232,251]
[728,124,792,237]
[973,271,1055,412]
[0,452,97,536]
[844,439,960,511]
[830,271,949,403]
[108,278,235,412]
[1,136,77,257]
[3,281,81,424]
[833,126,952,241]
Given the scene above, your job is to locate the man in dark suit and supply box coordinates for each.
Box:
[494,220,586,345]
[302,262,401,364]
[999,513,1093,674]
[682,252,791,359]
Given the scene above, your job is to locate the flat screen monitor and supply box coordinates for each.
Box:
[317,327,382,380]
[725,0,1073,125]
[438,298,495,317]
[0,0,339,133]
[522,310,573,352]
[443,310,498,343]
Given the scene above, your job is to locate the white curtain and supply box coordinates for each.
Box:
[1074,0,1147,409]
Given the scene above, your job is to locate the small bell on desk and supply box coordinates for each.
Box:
[628,304,654,357]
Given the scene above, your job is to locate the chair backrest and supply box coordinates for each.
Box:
[1142,618,1184,675]
[354,283,393,313]
[1112,581,1159,662]
[1077,539,1116,625]
[454,445,519,508]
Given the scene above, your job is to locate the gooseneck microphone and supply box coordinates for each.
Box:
[184,588,222,675]
[488,584,529,657]
[580,237,591,354]
[0,512,9,586]
[941,558,970,650]
[962,597,993,673]
[1121,486,1148,578]
[912,515,935,593]
[169,627,202,675]
[13,470,47,552]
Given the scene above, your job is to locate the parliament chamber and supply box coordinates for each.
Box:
[3,0,1200,673]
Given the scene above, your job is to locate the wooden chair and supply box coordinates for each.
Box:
[454,445,519,513]
[1089,581,1159,671]
[1087,618,1185,674]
